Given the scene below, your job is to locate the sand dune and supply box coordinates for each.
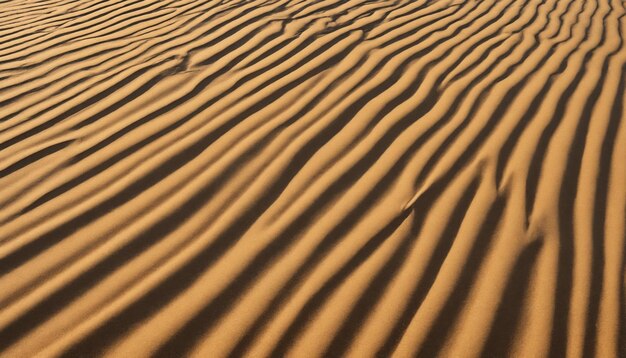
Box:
[0,0,625,356]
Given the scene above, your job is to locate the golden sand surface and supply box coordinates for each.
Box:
[0,0,625,356]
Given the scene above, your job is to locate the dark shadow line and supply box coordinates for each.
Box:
[480,239,543,357]
[323,177,480,358]
[415,194,506,358]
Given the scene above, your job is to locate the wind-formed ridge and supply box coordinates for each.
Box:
[0,0,624,357]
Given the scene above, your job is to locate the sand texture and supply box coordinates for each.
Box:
[0,0,625,356]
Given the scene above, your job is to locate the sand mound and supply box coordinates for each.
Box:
[0,0,624,356]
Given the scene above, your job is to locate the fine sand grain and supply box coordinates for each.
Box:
[0,0,625,356]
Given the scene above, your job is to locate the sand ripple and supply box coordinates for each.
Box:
[0,0,625,356]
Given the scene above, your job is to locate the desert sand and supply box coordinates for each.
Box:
[0,0,625,356]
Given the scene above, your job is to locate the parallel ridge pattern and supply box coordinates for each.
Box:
[0,0,625,356]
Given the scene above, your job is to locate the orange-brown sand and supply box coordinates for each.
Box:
[0,0,625,356]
